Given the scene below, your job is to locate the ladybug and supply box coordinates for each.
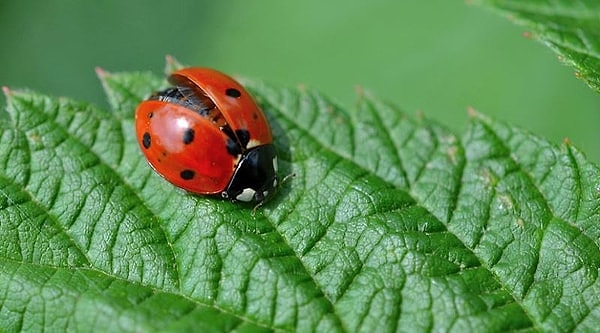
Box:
[135,67,278,204]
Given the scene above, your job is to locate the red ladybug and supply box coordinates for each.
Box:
[135,67,278,204]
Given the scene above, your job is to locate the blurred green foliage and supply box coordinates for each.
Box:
[1,0,598,163]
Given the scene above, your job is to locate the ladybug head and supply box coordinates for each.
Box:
[222,144,278,204]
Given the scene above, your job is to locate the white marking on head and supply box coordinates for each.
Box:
[273,178,278,187]
[273,156,278,173]
[236,188,256,202]
[246,139,261,149]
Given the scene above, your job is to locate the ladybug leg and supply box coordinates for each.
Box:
[279,173,296,187]
[251,200,264,217]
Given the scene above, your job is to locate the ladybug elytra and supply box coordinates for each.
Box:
[135,67,278,204]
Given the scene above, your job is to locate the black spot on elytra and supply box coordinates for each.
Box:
[142,132,151,149]
[182,128,194,144]
[180,169,195,180]
[235,129,250,148]
[226,138,242,157]
[221,125,236,141]
[252,112,258,120]
[148,112,153,118]
[225,88,241,98]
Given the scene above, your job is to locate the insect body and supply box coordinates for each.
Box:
[135,67,277,204]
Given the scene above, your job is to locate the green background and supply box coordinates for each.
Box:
[1,0,599,163]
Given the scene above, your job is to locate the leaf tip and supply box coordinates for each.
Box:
[2,86,11,97]
[415,109,425,120]
[467,106,478,118]
[165,55,184,74]
[296,83,307,93]
[95,66,109,79]
[355,85,365,96]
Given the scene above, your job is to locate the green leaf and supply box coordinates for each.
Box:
[473,0,600,93]
[1,65,599,332]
